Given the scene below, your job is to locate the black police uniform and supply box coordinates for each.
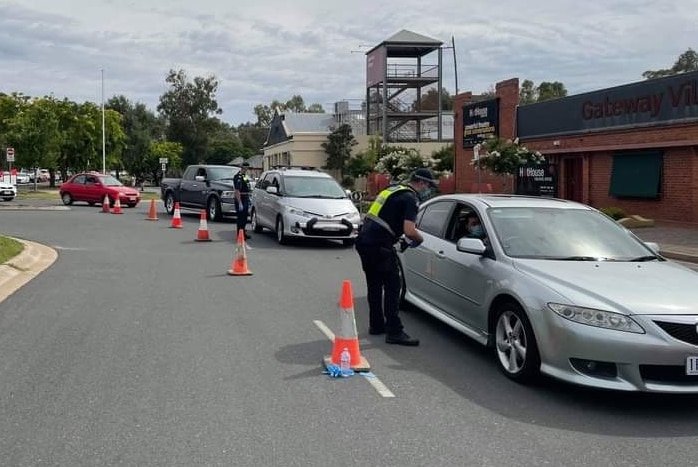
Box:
[355,185,419,340]
[233,169,252,236]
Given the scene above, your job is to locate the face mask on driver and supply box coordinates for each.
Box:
[469,225,484,238]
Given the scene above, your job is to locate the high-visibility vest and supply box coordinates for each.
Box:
[364,185,413,238]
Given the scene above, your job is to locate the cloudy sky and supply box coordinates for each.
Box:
[1,0,696,125]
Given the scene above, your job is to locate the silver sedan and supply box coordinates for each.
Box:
[399,194,698,393]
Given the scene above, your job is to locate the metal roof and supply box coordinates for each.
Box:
[282,112,335,134]
[366,29,443,57]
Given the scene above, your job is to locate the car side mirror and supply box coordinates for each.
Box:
[266,186,278,195]
[456,237,487,255]
[195,175,205,182]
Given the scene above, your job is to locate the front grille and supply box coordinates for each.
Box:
[640,365,698,385]
[654,321,698,346]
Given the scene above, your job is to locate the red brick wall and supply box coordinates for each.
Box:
[453,78,520,193]
[524,124,698,223]
[453,78,698,223]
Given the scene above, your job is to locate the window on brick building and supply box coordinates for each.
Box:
[609,151,663,198]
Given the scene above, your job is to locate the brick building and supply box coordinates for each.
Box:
[453,71,698,224]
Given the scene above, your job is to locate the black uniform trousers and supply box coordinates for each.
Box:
[355,242,403,337]
[236,196,250,232]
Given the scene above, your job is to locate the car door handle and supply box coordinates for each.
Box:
[436,251,446,259]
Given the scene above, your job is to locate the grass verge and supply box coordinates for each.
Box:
[0,236,24,264]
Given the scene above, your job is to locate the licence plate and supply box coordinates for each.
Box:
[129,197,135,201]
[686,356,698,375]
[1,190,11,195]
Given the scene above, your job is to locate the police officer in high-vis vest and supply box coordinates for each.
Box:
[233,161,253,239]
[355,168,438,346]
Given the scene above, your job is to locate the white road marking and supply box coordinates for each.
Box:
[313,319,396,398]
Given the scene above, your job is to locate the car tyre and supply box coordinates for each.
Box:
[164,192,175,215]
[61,192,73,206]
[276,216,287,245]
[494,301,540,383]
[397,257,407,307]
[207,197,222,222]
[251,209,263,233]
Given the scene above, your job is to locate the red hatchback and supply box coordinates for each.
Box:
[59,172,141,207]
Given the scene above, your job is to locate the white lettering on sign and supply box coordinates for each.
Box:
[469,106,489,118]
[519,167,546,178]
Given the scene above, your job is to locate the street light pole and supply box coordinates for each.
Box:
[101,69,106,175]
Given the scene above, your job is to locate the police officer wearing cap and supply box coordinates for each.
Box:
[233,161,253,239]
[355,168,438,346]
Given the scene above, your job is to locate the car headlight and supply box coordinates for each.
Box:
[548,303,645,333]
[347,211,361,222]
[285,206,313,218]
[220,191,235,198]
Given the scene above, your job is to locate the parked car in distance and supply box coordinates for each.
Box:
[16,170,30,184]
[250,167,361,245]
[399,193,698,393]
[0,180,17,201]
[160,164,242,221]
[59,172,141,207]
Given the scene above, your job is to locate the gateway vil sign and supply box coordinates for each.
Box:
[517,70,698,138]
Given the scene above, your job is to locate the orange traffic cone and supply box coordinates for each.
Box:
[227,230,252,276]
[324,280,370,372]
[195,209,212,242]
[112,197,123,214]
[170,202,183,229]
[146,199,159,221]
[102,195,110,213]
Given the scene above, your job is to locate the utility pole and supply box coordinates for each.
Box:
[101,69,106,175]
[451,36,459,94]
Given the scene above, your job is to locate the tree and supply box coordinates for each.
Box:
[157,69,222,167]
[412,87,453,111]
[148,140,183,184]
[519,80,567,105]
[643,48,698,79]
[322,124,357,178]
[236,122,268,154]
[347,135,386,178]
[107,95,160,183]
[5,97,60,172]
[472,137,544,175]
[253,95,325,127]
[431,144,454,172]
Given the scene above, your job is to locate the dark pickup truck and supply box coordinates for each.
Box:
[160,164,242,221]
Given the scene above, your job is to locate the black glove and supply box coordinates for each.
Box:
[398,238,410,253]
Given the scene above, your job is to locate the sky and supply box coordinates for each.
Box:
[1,0,696,126]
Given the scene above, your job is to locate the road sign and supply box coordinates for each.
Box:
[350,191,362,201]
[161,163,166,171]
[6,147,15,162]
[159,158,168,164]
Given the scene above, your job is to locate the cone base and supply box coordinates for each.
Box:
[323,355,370,373]
[170,225,183,229]
[195,237,212,242]
[227,269,253,276]
[146,217,159,221]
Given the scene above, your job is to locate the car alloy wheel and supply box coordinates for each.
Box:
[494,302,540,382]
[276,217,287,245]
[165,193,177,215]
[61,192,73,205]
[251,209,263,233]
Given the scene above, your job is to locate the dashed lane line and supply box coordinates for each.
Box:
[313,319,396,398]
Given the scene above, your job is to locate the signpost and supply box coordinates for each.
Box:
[473,144,481,193]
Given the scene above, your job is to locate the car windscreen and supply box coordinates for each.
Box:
[98,175,124,187]
[487,207,656,261]
[282,176,347,198]
[207,167,240,181]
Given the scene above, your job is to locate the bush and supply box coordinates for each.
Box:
[600,206,626,220]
